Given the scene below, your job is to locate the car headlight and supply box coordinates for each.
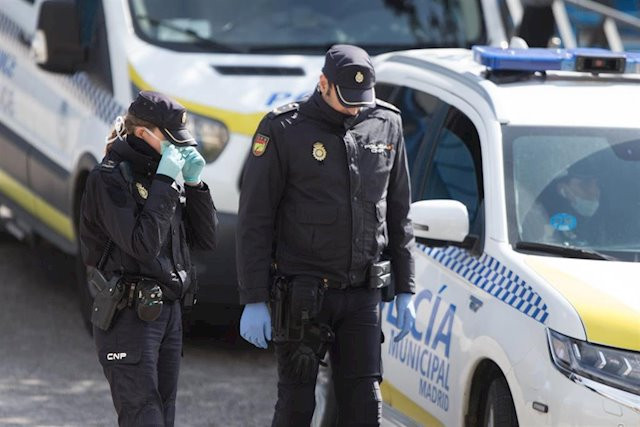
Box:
[548,329,640,396]
[185,112,229,163]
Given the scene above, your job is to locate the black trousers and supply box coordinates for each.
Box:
[272,287,382,427]
[94,300,182,427]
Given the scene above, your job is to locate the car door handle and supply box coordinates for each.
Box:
[469,295,483,313]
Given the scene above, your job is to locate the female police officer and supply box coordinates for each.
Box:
[79,91,217,426]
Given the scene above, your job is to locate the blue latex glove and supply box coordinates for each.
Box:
[179,146,206,184]
[156,144,185,180]
[394,293,416,342]
[160,140,171,154]
[240,302,272,349]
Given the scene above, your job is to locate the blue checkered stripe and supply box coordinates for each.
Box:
[67,73,125,124]
[0,12,124,124]
[419,245,549,324]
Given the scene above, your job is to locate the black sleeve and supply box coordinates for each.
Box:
[88,169,180,264]
[386,115,416,295]
[236,117,286,304]
[184,182,218,250]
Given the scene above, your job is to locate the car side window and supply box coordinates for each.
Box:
[374,84,444,176]
[396,87,442,173]
[419,106,484,237]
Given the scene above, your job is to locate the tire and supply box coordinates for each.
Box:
[312,356,337,427]
[75,253,95,335]
[481,375,518,427]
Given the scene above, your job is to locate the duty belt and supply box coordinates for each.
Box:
[321,278,368,290]
[121,278,177,304]
[321,260,391,290]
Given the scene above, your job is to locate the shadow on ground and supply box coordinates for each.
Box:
[0,232,276,426]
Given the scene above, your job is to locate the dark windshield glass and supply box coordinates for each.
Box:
[504,126,640,262]
[128,0,485,54]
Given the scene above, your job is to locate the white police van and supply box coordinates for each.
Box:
[0,0,503,327]
[373,47,640,425]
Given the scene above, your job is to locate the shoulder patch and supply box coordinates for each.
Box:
[267,102,299,119]
[375,99,401,114]
[252,133,270,157]
[99,159,118,172]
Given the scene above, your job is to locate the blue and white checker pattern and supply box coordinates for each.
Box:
[419,244,549,324]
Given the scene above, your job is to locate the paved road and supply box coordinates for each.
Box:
[0,232,277,426]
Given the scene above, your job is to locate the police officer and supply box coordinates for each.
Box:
[237,45,417,426]
[79,91,218,426]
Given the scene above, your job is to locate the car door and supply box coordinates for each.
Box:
[379,83,485,427]
[26,0,116,249]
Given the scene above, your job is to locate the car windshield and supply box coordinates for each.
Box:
[504,126,640,262]
[128,0,485,54]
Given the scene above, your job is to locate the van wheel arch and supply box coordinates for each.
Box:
[465,359,518,427]
[71,154,98,334]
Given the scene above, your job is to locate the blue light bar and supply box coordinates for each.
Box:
[472,46,640,74]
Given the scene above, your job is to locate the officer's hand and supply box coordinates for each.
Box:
[394,293,416,342]
[156,144,186,181]
[239,302,272,349]
[179,146,206,185]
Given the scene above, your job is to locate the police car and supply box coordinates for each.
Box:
[373,47,640,425]
[0,0,502,328]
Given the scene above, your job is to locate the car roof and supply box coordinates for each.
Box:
[379,48,640,128]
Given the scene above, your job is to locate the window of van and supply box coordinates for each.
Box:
[128,0,486,54]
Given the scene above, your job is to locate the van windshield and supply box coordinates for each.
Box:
[504,126,640,262]
[128,0,485,54]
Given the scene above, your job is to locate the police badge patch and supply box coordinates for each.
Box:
[252,133,270,157]
[312,142,327,162]
[136,182,148,199]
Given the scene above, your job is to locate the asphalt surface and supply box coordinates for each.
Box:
[0,232,277,426]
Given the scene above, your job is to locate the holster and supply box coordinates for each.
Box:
[271,276,328,339]
[271,275,334,374]
[90,268,125,331]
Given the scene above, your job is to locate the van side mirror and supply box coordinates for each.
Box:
[409,200,469,243]
[32,0,85,73]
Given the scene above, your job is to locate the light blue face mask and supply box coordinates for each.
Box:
[571,197,599,217]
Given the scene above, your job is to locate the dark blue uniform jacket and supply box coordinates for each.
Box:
[79,136,218,299]
[237,91,415,304]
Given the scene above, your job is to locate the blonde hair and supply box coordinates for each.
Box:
[105,114,158,154]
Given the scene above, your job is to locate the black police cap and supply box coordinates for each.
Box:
[322,44,376,107]
[128,91,196,146]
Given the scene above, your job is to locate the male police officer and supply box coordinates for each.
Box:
[237,45,416,426]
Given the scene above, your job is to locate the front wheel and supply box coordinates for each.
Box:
[482,375,518,427]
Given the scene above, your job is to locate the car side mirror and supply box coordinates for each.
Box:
[32,0,85,73]
[409,200,469,243]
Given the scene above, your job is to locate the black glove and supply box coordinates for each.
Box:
[288,344,319,382]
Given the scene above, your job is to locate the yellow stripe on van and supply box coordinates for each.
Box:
[527,259,640,352]
[381,381,444,427]
[128,63,265,136]
[0,168,75,241]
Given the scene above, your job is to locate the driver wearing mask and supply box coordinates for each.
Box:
[545,164,604,245]
[522,162,605,246]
